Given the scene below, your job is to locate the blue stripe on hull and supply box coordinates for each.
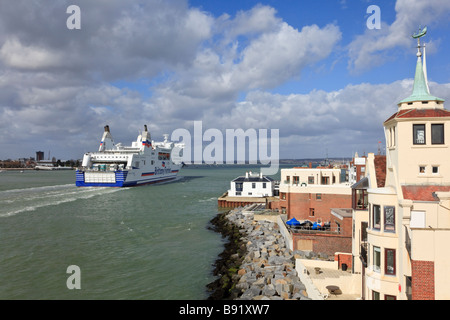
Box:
[76,170,177,187]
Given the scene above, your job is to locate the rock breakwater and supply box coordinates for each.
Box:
[207,207,310,300]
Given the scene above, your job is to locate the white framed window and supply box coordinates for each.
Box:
[432,166,439,174]
[373,246,381,273]
[413,124,425,145]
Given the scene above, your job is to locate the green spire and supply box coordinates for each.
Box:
[399,47,444,104]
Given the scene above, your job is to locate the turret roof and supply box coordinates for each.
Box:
[399,53,444,104]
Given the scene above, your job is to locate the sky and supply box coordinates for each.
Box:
[1,0,450,161]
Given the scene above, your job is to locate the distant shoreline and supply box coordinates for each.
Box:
[0,167,74,171]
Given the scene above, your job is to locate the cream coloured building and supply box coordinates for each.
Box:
[364,34,450,300]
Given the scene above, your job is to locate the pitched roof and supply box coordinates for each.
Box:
[384,108,450,123]
[402,185,450,201]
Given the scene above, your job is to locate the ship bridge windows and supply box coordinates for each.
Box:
[90,161,127,171]
[158,152,170,160]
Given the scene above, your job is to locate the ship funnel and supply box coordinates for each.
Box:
[99,125,114,152]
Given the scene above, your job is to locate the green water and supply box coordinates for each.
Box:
[0,165,286,299]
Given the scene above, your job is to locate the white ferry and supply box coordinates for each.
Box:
[76,125,184,187]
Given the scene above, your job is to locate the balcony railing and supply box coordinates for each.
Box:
[287,224,341,235]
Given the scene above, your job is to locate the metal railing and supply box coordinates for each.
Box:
[287,224,341,235]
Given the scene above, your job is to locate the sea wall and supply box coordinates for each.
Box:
[208,207,310,300]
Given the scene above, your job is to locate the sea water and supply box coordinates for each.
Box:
[0,165,286,299]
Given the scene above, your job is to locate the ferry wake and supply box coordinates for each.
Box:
[76,125,184,187]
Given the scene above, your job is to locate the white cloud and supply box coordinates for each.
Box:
[148,18,342,123]
[348,0,450,73]
[205,80,450,158]
[0,37,64,70]
[1,1,449,162]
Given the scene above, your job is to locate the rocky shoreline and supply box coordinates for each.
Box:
[207,207,310,300]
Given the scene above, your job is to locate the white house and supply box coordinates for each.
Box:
[228,171,275,197]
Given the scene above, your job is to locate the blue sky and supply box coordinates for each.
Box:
[0,0,450,161]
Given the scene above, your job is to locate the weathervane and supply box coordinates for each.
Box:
[412,26,427,56]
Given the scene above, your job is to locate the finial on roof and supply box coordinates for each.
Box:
[398,26,444,104]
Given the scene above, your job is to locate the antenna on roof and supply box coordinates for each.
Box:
[423,43,430,94]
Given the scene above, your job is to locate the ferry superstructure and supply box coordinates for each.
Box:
[76,125,184,187]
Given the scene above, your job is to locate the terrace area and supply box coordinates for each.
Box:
[295,258,361,300]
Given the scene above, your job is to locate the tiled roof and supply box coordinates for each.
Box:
[402,185,450,201]
[374,155,386,188]
[385,108,450,123]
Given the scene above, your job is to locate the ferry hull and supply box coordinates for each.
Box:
[76,169,180,187]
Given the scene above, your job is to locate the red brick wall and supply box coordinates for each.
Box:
[284,192,351,224]
[335,253,352,270]
[411,260,435,300]
[292,233,352,257]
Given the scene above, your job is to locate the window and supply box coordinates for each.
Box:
[432,166,439,174]
[353,189,368,210]
[385,295,396,300]
[286,176,290,184]
[361,222,368,242]
[384,206,395,232]
[293,176,299,185]
[413,124,426,144]
[431,124,444,144]
[316,193,322,200]
[373,205,381,229]
[308,176,314,184]
[236,182,243,191]
[321,176,329,185]
[372,291,380,300]
[385,249,396,275]
[309,208,315,217]
[373,246,381,272]
[262,182,266,188]
[281,193,286,200]
[393,126,396,146]
[419,166,425,174]
[252,183,256,189]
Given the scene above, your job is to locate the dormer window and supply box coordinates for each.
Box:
[413,124,425,144]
